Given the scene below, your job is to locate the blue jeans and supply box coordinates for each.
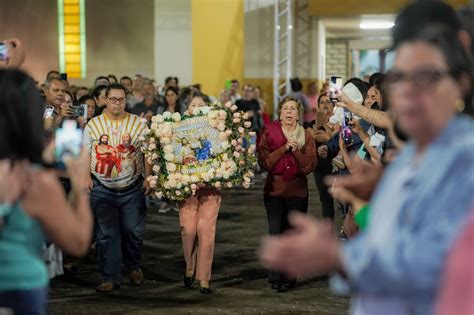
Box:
[90,180,147,285]
[0,287,48,315]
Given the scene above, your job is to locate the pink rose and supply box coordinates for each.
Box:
[233,118,241,124]
[233,112,241,118]
[231,139,238,146]
[244,121,252,128]
[231,105,238,112]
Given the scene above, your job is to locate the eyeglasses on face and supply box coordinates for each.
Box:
[386,68,449,89]
[107,97,127,104]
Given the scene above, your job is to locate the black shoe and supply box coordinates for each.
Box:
[271,282,281,290]
[184,275,195,288]
[277,282,296,293]
[200,286,213,294]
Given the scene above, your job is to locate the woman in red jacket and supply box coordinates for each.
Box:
[257,96,316,292]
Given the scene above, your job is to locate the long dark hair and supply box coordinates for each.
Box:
[0,69,45,163]
[164,86,181,112]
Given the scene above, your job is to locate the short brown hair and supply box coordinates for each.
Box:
[278,96,303,117]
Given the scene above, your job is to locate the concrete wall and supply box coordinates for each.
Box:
[154,0,192,86]
[0,0,58,83]
[326,39,348,81]
[0,0,155,86]
[83,0,154,86]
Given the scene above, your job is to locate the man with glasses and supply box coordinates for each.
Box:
[83,83,152,293]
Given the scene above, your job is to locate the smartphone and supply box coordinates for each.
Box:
[0,43,8,61]
[329,75,343,102]
[54,120,83,169]
[44,106,55,119]
[60,72,68,81]
[71,104,87,119]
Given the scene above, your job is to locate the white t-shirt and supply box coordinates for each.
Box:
[83,113,147,189]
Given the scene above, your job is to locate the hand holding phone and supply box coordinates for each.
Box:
[329,75,343,103]
[54,120,83,170]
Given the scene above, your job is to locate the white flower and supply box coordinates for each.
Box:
[238,127,245,134]
[244,176,251,183]
[225,130,232,136]
[217,123,226,131]
[225,102,232,108]
[233,112,241,118]
[166,162,177,172]
[233,151,240,158]
[221,141,230,150]
[200,106,211,115]
[150,123,158,131]
[163,112,172,120]
[231,139,238,146]
[160,137,171,145]
[190,175,199,183]
[149,137,155,144]
[218,110,227,120]
[192,107,201,115]
[148,143,157,151]
[152,153,159,160]
[244,121,252,128]
[182,175,190,185]
[231,105,238,112]
[226,182,233,188]
[163,145,174,154]
[222,172,230,179]
[168,179,177,188]
[155,191,163,198]
[214,181,222,188]
[185,187,190,192]
[209,111,218,119]
[243,112,250,120]
[152,165,160,173]
[175,190,182,196]
[233,118,241,124]
[154,114,164,123]
[243,182,250,189]
[247,171,255,177]
[164,153,175,161]
[172,112,181,122]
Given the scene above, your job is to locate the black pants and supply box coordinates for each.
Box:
[313,170,335,221]
[263,195,308,283]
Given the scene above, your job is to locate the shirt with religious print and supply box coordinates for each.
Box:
[83,113,147,189]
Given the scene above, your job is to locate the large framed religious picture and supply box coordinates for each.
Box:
[141,102,257,201]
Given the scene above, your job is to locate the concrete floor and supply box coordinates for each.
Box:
[49,176,350,314]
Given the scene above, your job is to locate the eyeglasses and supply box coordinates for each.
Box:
[107,97,127,104]
[386,68,449,89]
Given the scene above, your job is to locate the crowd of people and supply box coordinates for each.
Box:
[0,1,472,315]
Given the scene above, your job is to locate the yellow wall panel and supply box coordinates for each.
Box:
[64,4,80,14]
[65,64,81,73]
[64,24,80,34]
[65,44,81,53]
[192,0,244,99]
[64,34,80,44]
[64,14,80,25]
[65,53,81,63]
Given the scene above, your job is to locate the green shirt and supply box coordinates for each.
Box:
[0,203,48,290]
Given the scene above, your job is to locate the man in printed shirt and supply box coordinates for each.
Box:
[83,83,152,293]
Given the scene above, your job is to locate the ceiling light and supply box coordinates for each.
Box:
[360,21,394,29]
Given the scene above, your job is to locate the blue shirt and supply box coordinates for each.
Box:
[337,115,474,315]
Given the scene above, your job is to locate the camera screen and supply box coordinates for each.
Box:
[54,120,83,169]
[0,44,8,61]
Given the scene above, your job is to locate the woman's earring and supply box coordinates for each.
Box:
[455,99,465,112]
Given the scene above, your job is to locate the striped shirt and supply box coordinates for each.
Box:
[83,113,147,189]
